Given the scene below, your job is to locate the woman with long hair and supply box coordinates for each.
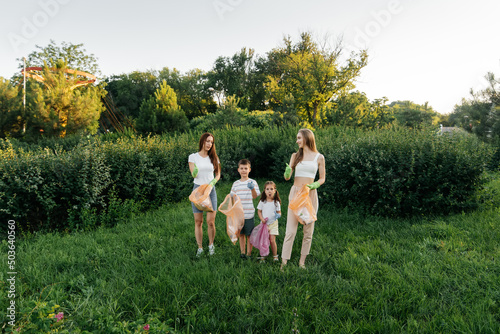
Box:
[188,132,221,257]
[281,128,325,269]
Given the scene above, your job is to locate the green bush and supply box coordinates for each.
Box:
[0,144,111,233]
[99,135,193,208]
[213,126,298,181]
[320,127,493,216]
[0,134,195,234]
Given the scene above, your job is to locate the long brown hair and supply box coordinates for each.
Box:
[259,181,281,204]
[198,132,220,174]
[291,128,318,169]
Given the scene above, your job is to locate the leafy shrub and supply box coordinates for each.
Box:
[320,127,493,216]
[99,134,193,209]
[0,143,111,233]
[212,126,298,181]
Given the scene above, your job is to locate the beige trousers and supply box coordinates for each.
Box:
[281,186,319,260]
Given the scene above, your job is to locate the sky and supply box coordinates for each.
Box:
[1,0,499,115]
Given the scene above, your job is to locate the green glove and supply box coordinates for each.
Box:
[306,181,320,190]
[284,163,292,179]
[191,163,198,178]
[209,178,218,187]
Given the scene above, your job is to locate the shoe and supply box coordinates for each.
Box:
[196,248,204,257]
[208,244,215,256]
[240,254,247,260]
[299,263,306,269]
[258,257,265,263]
[273,255,279,262]
[280,261,287,271]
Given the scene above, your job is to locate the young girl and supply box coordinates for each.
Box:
[257,181,282,262]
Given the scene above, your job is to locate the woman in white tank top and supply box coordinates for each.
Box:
[281,128,326,269]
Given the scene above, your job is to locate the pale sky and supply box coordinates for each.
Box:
[1,0,499,114]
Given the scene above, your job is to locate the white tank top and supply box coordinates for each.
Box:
[294,153,320,178]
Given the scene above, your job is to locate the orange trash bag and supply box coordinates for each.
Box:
[189,184,214,212]
[288,185,317,225]
[218,194,245,244]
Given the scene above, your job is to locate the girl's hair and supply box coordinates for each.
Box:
[259,181,281,204]
[291,128,318,169]
[198,132,220,174]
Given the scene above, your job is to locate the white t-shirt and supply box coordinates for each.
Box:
[231,179,260,219]
[188,152,217,185]
[257,200,281,223]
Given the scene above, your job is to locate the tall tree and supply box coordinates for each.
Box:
[390,100,439,129]
[266,32,368,128]
[449,72,500,141]
[327,91,393,129]
[27,61,105,137]
[104,70,158,120]
[158,67,217,119]
[136,80,188,134]
[0,77,23,137]
[11,41,106,137]
[15,40,101,80]
[205,48,256,109]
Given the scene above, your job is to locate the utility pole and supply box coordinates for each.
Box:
[23,57,26,133]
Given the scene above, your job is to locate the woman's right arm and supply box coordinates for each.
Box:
[284,153,295,181]
[189,162,196,176]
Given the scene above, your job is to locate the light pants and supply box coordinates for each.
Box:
[281,186,319,260]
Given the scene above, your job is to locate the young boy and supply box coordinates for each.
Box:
[231,159,260,259]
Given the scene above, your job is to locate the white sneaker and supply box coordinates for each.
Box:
[196,248,204,257]
[208,244,215,256]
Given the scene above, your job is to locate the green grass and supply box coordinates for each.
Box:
[1,180,499,333]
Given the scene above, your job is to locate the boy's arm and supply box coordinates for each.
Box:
[251,182,260,199]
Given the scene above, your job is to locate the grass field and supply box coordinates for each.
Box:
[1,180,499,333]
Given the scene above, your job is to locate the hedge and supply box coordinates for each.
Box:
[0,125,493,234]
[319,127,493,216]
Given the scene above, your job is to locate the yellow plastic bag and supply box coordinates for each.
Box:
[218,194,245,244]
[288,185,317,225]
[189,184,214,212]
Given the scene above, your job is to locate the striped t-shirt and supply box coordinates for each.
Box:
[231,179,260,219]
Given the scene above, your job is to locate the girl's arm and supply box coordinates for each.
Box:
[257,209,265,223]
[188,162,196,175]
[317,154,326,186]
[214,163,221,182]
[284,153,296,181]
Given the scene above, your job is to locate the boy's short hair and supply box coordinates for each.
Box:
[238,159,251,167]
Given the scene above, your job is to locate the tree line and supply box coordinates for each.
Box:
[1,33,497,141]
